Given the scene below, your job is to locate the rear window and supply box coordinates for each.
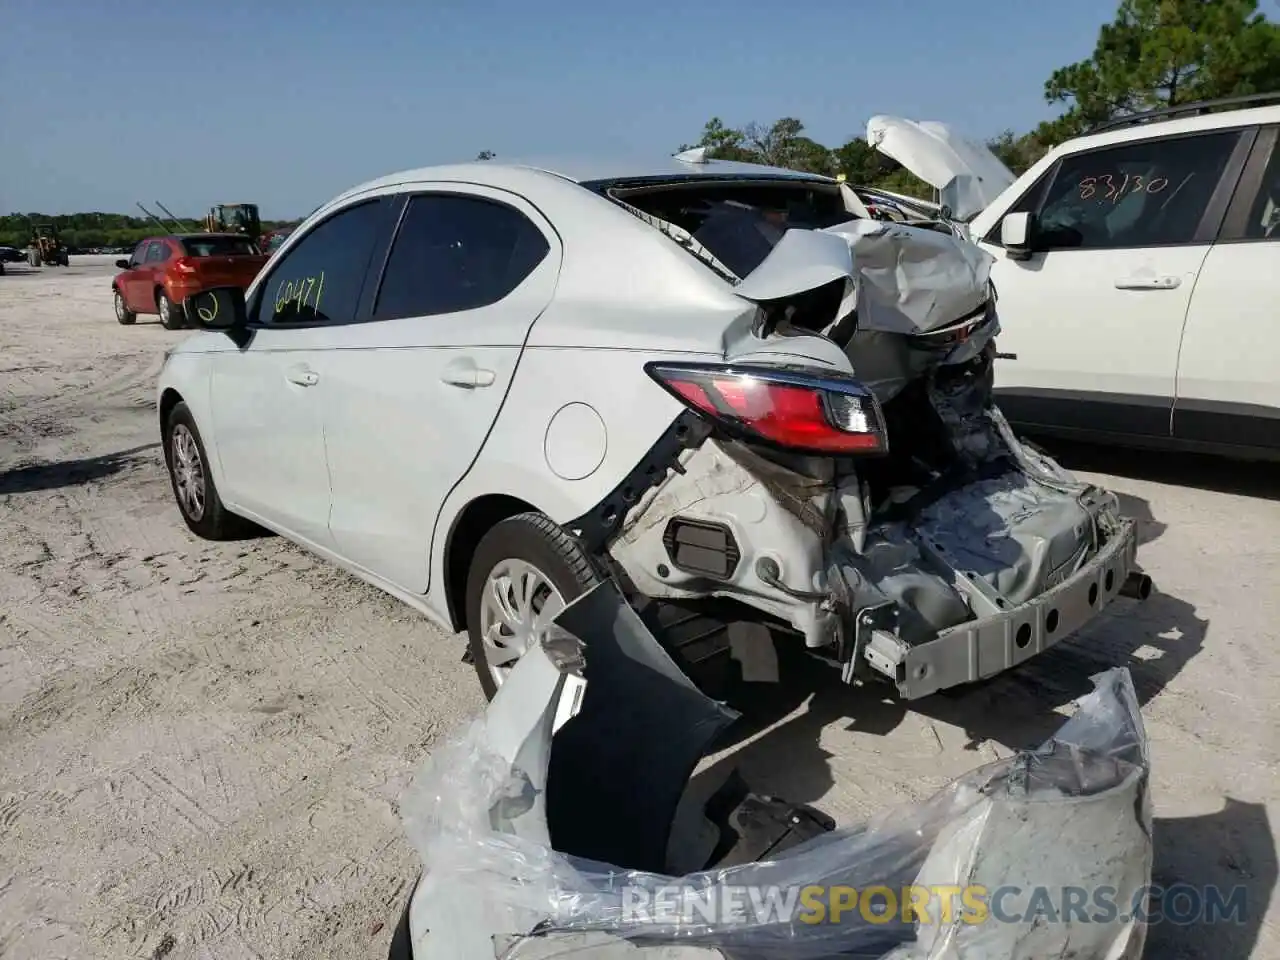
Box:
[601,180,855,279]
[182,236,258,257]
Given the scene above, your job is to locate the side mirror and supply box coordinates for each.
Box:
[184,286,249,340]
[115,259,130,270]
[1001,212,1036,262]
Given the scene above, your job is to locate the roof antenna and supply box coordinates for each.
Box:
[674,146,709,164]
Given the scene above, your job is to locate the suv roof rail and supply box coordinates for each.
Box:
[1088,92,1280,135]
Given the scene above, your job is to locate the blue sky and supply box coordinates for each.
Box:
[1,0,1119,217]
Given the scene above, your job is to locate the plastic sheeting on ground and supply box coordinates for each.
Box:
[401,581,1151,959]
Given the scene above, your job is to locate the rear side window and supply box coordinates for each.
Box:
[255,200,386,325]
[1242,141,1280,239]
[183,236,257,257]
[145,240,169,263]
[1031,131,1240,250]
[373,194,549,320]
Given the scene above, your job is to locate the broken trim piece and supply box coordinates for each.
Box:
[567,410,713,553]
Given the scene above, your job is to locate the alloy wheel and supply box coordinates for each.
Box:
[170,424,206,521]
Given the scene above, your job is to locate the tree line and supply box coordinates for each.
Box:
[0,212,299,252]
[674,0,1280,197]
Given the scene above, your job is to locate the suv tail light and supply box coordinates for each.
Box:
[645,361,887,455]
[173,257,198,275]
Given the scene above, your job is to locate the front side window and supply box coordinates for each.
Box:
[254,199,387,325]
[1031,131,1240,250]
[373,194,550,321]
[131,241,149,266]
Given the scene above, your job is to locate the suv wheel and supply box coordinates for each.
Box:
[164,401,247,539]
[114,288,136,325]
[157,290,183,330]
[465,512,602,704]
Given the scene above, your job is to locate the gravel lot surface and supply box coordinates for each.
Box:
[1,256,1277,959]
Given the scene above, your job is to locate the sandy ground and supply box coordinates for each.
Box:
[0,256,1277,960]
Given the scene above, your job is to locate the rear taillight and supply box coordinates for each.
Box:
[173,257,197,275]
[645,362,887,455]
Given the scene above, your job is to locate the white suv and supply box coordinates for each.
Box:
[955,96,1280,460]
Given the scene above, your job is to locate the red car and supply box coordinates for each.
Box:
[112,233,269,329]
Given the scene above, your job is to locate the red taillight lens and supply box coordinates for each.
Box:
[646,362,887,455]
[174,257,197,275]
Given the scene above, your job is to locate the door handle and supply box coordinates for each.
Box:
[440,357,496,388]
[1114,275,1181,290]
[286,365,319,387]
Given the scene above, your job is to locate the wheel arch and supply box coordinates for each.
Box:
[443,493,539,632]
[159,387,184,433]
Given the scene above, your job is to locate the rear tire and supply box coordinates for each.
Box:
[164,401,248,540]
[464,512,602,699]
[114,288,136,325]
[158,290,183,330]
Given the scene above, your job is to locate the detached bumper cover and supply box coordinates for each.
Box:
[395,581,1152,959]
[862,518,1139,699]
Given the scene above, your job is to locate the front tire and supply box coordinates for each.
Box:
[164,401,247,539]
[114,288,136,325]
[464,512,602,700]
[157,290,183,330]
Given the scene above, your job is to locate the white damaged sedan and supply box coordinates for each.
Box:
[156,153,1149,710]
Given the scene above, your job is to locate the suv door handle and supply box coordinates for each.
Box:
[1114,275,1180,290]
[440,357,496,388]
[286,364,319,387]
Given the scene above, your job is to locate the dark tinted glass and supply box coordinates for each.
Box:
[1033,131,1239,250]
[373,194,549,320]
[255,200,385,325]
[1243,142,1280,240]
[183,236,258,257]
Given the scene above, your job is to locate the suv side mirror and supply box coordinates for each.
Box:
[1001,212,1036,262]
[115,258,130,270]
[184,286,250,344]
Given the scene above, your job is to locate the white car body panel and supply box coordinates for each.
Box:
[209,327,336,548]
[1175,240,1279,413]
[976,240,1208,404]
[318,182,563,593]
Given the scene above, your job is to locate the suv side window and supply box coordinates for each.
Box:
[1242,140,1280,239]
[1029,131,1240,251]
[131,241,149,266]
[373,193,550,321]
[145,240,169,263]
[254,199,386,326]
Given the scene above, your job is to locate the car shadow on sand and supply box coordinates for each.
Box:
[1032,437,1280,502]
[0,442,162,494]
